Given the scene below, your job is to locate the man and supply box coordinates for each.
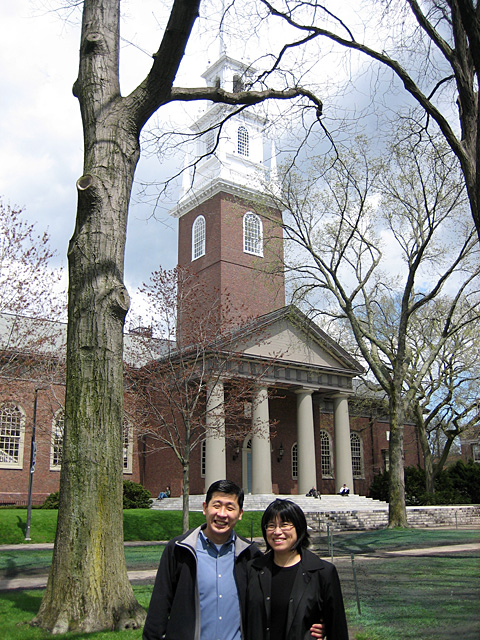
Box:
[143,480,325,640]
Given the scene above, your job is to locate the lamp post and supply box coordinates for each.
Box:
[25,387,41,541]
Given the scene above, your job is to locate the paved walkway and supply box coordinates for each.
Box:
[1,542,478,592]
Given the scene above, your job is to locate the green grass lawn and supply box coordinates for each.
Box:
[340,553,479,640]
[320,526,480,556]
[0,587,152,640]
[0,509,264,545]
[0,526,478,640]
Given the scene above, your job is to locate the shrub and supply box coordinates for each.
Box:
[123,480,152,509]
[445,460,480,503]
[41,481,152,510]
[369,461,480,505]
[404,466,427,505]
[41,492,60,509]
[369,470,389,502]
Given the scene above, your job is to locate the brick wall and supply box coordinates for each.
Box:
[0,379,141,505]
[177,191,285,335]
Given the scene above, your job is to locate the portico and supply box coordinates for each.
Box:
[202,305,362,495]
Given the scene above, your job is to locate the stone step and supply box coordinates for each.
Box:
[151,494,480,531]
[151,493,389,512]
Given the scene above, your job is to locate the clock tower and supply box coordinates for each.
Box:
[172,54,285,341]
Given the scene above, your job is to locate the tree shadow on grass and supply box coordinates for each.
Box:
[4,558,19,577]
[339,555,480,640]
[17,514,27,537]
[0,589,43,614]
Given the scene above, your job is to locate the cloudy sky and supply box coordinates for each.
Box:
[2,1,449,324]
[0,1,225,317]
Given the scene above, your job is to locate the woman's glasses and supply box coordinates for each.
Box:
[265,522,294,532]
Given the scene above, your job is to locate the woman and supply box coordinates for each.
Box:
[246,499,349,640]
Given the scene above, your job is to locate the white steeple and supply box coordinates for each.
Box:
[172,53,272,218]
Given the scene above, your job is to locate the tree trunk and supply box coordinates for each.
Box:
[417,424,435,494]
[413,406,435,494]
[182,460,190,533]
[387,393,408,527]
[33,1,145,632]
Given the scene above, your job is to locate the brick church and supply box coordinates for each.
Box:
[0,53,423,506]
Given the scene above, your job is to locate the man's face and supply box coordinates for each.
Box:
[203,492,243,544]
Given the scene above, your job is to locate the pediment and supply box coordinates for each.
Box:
[229,307,362,375]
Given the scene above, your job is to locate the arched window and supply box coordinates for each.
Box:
[0,403,25,469]
[50,409,64,470]
[192,215,206,260]
[243,212,263,256]
[351,432,364,478]
[291,442,298,480]
[237,126,249,156]
[123,418,133,474]
[320,430,333,477]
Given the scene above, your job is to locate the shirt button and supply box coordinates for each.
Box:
[219,595,222,598]
[218,574,222,578]
[266,597,270,600]
[219,617,222,620]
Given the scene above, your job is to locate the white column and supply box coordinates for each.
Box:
[295,389,317,495]
[205,380,226,490]
[333,394,354,494]
[251,386,272,494]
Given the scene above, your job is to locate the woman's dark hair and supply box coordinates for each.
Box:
[261,499,310,552]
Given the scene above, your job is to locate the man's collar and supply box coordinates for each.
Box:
[200,528,236,548]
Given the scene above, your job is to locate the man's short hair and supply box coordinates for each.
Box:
[205,480,244,510]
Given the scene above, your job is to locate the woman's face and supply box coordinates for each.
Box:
[265,516,298,553]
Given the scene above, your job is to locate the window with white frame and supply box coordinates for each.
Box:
[0,403,26,469]
[237,126,249,156]
[205,131,216,155]
[292,442,298,479]
[192,215,206,260]
[473,443,480,464]
[243,212,263,256]
[123,418,133,474]
[233,74,244,93]
[382,448,390,471]
[201,440,206,477]
[351,432,364,477]
[50,409,64,470]
[320,430,333,477]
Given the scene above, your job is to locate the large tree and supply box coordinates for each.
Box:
[266,133,479,526]
[259,0,480,243]
[33,1,322,633]
[406,295,480,493]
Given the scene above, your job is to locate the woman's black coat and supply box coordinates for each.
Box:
[246,548,349,640]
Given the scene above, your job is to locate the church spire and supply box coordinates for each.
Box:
[219,0,227,58]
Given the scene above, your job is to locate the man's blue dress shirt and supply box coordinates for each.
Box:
[197,530,241,640]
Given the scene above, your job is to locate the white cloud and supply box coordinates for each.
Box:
[0,0,184,296]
